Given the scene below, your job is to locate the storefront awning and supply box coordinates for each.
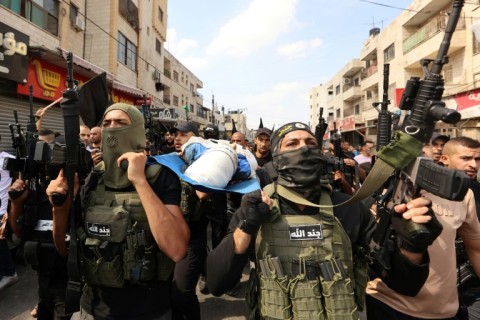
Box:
[111,80,145,97]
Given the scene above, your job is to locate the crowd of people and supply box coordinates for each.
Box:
[0,102,479,320]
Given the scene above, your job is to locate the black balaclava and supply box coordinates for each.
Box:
[271,122,325,196]
[101,103,145,189]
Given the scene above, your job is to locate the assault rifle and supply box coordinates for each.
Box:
[326,122,356,192]
[6,111,27,165]
[56,52,88,313]
[456,238,476,287]
[141,95,164,155]
[370,0,470,271]
[51,53,88,205]
[330,121,345,178]
[373,64,392,151]
[4,85,41,199]
[331,122,344,173]
[314,107,328,146]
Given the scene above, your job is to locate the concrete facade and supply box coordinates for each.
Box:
[310,0,480,144]
[0,0,211,129]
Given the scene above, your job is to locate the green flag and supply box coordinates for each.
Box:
[183,105,189,112]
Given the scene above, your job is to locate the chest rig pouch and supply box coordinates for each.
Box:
[79,164,174,288]
[180,180,214,223]
[250,183,366,320]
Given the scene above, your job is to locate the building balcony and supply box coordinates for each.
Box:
[353,114,363,124]
[365,64,378,78]
[403,15,466,69]
[361,68,379,92]
[189,115,208,125]
[360,36,379,62]
[342,84,362,102]
[342,59,365,78]
[403,0,453,28]
[362,107,379,122]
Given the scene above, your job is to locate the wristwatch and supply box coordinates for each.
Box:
[237,219,257,235]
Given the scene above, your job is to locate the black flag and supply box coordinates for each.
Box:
[78,72,110,128]
[259,118,264,129]
[231,119,237,134]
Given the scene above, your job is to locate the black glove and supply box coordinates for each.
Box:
[239,190,270,235]
[391,207,443,253]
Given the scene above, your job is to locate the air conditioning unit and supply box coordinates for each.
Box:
[152,69,161,81]
[343,78,351,84]
[73,16,85,31]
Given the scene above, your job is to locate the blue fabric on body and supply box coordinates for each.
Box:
[182,144,207,165]
[233,154,252,180]
[149,153,260,194]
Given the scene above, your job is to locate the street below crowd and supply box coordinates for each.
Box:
[0,252,251,320]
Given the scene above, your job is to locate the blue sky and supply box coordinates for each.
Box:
[165,0,413,130]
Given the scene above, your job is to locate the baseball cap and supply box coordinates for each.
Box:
[204,123,219,139]
[431,133,450,143]
[172,121,199,136]
[255,128,272,138]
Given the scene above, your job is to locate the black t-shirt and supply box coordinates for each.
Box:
[159,144,176,154]
[255,153,272,167]
[81,166,181,320]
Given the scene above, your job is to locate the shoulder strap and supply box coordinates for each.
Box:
[274,184,334,218]
[145,163,162,185]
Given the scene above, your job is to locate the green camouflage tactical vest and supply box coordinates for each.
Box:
[251,183,368,320]
[79,163,174,288]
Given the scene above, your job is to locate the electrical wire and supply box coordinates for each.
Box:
[58,0,202,101]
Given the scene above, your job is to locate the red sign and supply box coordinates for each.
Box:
[135,97,151,105]
[17,58,88,101]
[112,91,135,105]
[326,117,355,132]
[341,116,355,131]
[395,88,404,107]
[454,88,480,111]
[17,58,137,105]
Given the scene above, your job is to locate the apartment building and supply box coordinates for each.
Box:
[0,0,208,153]
[310,59,366,146]
[161,48,207,128]
[310,0,480,146]
[224,109,248,139]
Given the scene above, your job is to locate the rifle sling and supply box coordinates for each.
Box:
[276,158,393,208]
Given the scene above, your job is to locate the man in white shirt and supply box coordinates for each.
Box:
[0,139,17,291]
[354,140,374,165]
